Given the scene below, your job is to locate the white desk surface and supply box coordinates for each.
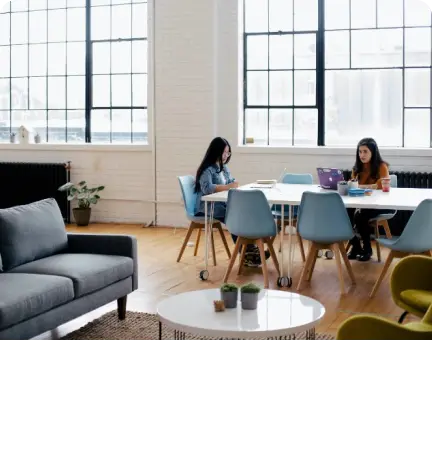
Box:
[202,183,432,211]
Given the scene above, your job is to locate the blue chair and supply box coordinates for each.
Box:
[370,174,398,262]
[297,191,356,293]
[370,199,432,298]
[177,176,231,264]
[224,189,279,288]
[272,173,313,262]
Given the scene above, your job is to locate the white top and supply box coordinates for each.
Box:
[157,289,325,339]
[202,183,432,211]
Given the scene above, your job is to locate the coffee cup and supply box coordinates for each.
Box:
[382,177,391,193]
[348,180,359,190]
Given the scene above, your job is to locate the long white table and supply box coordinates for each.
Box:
[201,183,432,285]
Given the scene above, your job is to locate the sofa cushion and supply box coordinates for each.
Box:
[10,253,134,298]
[0,198,68,271]
[0,273,74,331]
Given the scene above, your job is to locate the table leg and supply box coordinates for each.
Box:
[306,328,316,340]
[159,321,162,340]
[200,202,210,281]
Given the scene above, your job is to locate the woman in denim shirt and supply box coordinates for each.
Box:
[194,137,268,266]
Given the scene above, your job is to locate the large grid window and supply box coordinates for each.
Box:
[243,0,432,147]
[0,0,148,144]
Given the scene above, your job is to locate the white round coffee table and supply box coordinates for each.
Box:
[157,289,325,340]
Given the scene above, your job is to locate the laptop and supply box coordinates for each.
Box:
[317,168,345,190]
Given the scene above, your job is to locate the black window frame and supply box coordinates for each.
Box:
[0,0,148,144]
[243,0,432,147]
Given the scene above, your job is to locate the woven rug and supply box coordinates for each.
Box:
[63,311,334,340]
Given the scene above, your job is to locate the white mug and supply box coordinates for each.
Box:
[348,180,359,190]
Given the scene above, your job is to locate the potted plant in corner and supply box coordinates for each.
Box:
[240,283,261,310]
[59,181,105,226]
[220,283,239,309]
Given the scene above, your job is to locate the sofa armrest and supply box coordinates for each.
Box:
[67,233,138,290]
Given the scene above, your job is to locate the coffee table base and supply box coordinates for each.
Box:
[158,321,316,340]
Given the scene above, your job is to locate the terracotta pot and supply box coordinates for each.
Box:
[73,208,91,226]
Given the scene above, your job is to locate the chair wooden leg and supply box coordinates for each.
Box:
[338,242,356,285]
[297,232,306,262]
[333,243,345,293]
[306,247,319,282]
[177,222,195,263]
[194,228,202,256]
[383,220,392,239]
[211,228,217,266]
[238,242,248,276]
[224,238,242,283]
[297,243,317,291]
[374,223,381,262]
[257,239,269,288]
[265,237,280,276]
[370,251,395,298]
[216,223,232,259]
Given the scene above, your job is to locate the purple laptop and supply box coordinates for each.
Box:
[317,168,345,190]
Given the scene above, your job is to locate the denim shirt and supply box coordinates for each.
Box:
[195,164,235,219]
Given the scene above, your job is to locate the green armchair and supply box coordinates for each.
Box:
[391,255,432,323]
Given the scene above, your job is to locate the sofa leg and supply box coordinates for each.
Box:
[117,296,127,320]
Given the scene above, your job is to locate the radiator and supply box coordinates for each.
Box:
[0,161,71,223]
[343,169,430,236]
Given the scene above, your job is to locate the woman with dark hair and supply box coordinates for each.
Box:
[347,137,390,262]
[194,137,268,266]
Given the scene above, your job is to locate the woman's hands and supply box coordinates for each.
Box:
[214,181,239,193]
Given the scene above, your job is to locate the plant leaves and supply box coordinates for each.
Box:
[78,181,86,186]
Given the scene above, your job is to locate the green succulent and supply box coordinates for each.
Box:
[220,283,239,292]
[240,282,261,294]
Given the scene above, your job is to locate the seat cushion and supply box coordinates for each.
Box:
[10,253,134,298]
[400,289,432,313]
[0,198,68,271]
[0,273,74,331]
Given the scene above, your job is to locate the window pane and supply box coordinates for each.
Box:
[11,45,28,77]
[112,41,131,74]
[67,8,86,42]
[11,110,28,133]
[48,0,66,8]
[132,40,147,73]
[67,110,85,142]
[405,28,431,67]
[294,34,316,69]
[294,71,315,106]
[269,0,292,32]
[0,79,10,110]
[269,71,292,106]
[245,0,268,33]
[294,0,317,31]
[11,0,28,12]
[377,0,403,27]
[351,29,403,68]
[67,76,85,109]
[405,69,430,108]
[294,109,317,145]
[91,109,111,143]
[112,4,131,39]
[351,0,376,29]
[325,0,349,30]
[132,109,147,143]
[29,11,47,44]
[48,110,66,143]
[48,43,66,75]
[269,109,292,146]
[0,111,10,142]
[48,76,66,109]
[269,35,292,70]
[11,12,28,44]
[112,110,131,143]
[325,70,403,146]
[48,9,66,42]
[92,6,110,40]
[132,3,147,38]
[247,35,268,70]
[112,74,131,106]
[405,109,430,147]
[405,0,431,27]
[247,71,268,105]
[0,14,10,45]
[133,74,147,107]
[93,74,110,107]
[0,47,10,77]
[29,44,47,76]
[67,42,85,75]
[245,108,268,145]
[31,0,48,9]
[325,31,349,69]
[67,0,85,7]
[93,42,110,74]
[29,77,47,109]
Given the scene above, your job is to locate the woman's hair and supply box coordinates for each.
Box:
[194,137,231,192]
[353,137,388,181]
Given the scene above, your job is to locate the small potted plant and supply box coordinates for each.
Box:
[58,181,105,226]
[220,283,238,309]
[240,283,261,310]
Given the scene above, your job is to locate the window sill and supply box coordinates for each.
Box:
[235,145,432,158]
[0,143,152,152]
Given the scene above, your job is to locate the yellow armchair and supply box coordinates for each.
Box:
[391,255,432,323]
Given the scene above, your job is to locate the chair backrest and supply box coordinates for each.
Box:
[390,174,397,188]
[393,199,432,253]
[225,189,277,238]
[297,191,354,243]
[281,173,313,185]
[178,175,197,218]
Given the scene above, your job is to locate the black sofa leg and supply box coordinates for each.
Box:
[117,296,127,320]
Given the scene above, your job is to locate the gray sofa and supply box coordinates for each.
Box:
[0,198,138,340]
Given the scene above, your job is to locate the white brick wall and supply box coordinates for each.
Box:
[1,0,432,226]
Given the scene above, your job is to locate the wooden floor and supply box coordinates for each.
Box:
[35,223,415,339]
